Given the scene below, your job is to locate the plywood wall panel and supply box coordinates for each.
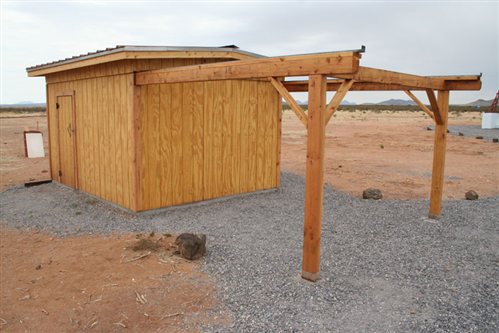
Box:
[170,83,184,206]
[159,84,173,207]
[211,81,225,199]
[46,73,135,210]
[138,79,279,211]
[45,58,236,84]
[203,81,215,200]
[191,82,205,202]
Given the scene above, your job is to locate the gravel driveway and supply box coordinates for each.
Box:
[1,173,498,332]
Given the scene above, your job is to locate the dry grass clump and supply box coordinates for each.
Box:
[132,238,160,252]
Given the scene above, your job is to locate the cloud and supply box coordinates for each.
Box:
[1,1,497,104]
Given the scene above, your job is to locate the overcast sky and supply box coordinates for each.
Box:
[1,0,497,104]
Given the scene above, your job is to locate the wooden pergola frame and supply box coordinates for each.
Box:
[135,48,481,282]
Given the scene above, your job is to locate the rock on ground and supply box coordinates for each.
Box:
[465,190,479,200]
[362,188,383,200]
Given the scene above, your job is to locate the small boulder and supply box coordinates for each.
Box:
[458,132,464,136]
[493,138,498,143]
[465,190,479,200]
[362,188,383,200]
[175,233,206,260]
[476,136,483,140]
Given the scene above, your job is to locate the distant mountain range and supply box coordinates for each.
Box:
[294,98,493,107]
[1,102,46,108]
[2,98,495,108]
[462,99,493,107]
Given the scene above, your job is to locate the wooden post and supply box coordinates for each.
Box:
[302,74,327,281]
[429,90,449,219]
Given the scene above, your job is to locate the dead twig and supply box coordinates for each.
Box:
[135,291,147,304]
[0,318,7,325]
[90,296,102,303]
[124,251,151,263]
[160,312,183,320]
[113,321,127,328]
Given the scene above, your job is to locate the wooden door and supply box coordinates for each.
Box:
[56,95,77,187]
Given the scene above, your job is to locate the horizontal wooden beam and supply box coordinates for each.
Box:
[336,67,447,90]
[283,78,481,92]
[404,90,435,120]
[444,79,481,91]
[135,51,361,85]
[269,77,308,127]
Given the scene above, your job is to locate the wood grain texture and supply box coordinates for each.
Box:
[56,95,76,187]
[404,90,435,120]
[269,77,307,127]
[47,74,135,210]
[429,90,450,219]
[302,75,327,281]
[136,52,360,85]
[325,79,354,124]
[137,79,279,210]
[31,51,252,77]
[45,58,234,85]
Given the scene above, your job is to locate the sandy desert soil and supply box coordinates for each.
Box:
[281,110,498,199]
[0,114,50,190]
[0,227,228,332]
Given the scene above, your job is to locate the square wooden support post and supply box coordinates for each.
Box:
[302,74,327,282]
[429,90,450,219]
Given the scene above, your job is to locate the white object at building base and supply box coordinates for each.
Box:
[24,131,45,158]
[481,113,499,129]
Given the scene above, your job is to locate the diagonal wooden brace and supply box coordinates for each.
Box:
[269,77,308,127]
[404,90,435,120]
[325,79,354,125]
[426,89,442,124]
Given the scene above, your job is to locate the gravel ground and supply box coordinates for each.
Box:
[1,173,498,332]
[429,124,499,142]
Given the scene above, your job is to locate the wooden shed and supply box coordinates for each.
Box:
[27,45,281,212]
[29,45,481,281]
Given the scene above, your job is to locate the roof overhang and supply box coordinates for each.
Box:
[27,45,264,77]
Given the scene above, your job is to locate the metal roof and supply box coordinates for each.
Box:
[26,45,265,72]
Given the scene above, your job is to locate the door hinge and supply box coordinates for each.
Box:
[56,102,60,109]
[59,170,62,177]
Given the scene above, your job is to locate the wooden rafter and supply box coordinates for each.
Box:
[336,67,447,90]
[325,79,354,124]
[135,51,361,85]
[269,77,308,127]
[283,77,481,92]
[404,90,435,120]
